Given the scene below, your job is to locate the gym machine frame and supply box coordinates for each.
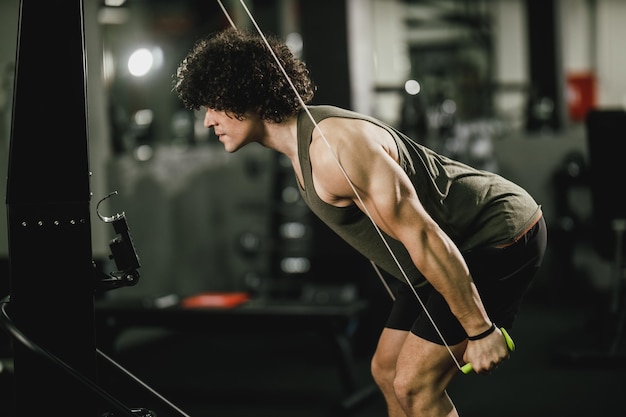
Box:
[3,1,190,416]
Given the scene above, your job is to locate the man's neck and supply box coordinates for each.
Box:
[260,116,299,159]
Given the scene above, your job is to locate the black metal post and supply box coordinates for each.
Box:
[6,1,97,416]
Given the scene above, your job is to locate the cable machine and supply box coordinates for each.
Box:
[3,1,186,416]
[6,0,96,415]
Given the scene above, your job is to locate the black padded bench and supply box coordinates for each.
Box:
[94,296,378,412]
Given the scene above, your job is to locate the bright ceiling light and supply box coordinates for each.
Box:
[128,48,153,77]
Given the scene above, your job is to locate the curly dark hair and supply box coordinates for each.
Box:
[173,28,315,123]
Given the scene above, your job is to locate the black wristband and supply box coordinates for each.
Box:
[467,323,497,341]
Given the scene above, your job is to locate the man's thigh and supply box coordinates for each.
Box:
[395,332,466,390]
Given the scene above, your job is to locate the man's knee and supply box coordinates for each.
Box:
[392,371,422,408]
[371,350,394,387]
[370,353,381,378]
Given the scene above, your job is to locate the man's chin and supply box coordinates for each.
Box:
[222,145,240,153]
[217,138,233,152]
[223,142,250,153]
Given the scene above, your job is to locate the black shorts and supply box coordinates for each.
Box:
[385,215,547,345]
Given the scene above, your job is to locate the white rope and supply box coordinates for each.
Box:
[216,0,463,371]
[369,260,395,301]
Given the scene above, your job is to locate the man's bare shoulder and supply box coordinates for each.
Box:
[313,116,396,155]
[308,116,401,205]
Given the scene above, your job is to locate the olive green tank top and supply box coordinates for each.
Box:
[297,105,542,286]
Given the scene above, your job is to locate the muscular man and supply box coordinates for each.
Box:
[173,28,547,417]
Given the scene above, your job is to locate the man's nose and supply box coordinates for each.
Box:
[204,110,215,128]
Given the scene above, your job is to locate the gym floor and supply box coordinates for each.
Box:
[0,285,624,416]
[97,290,624,417]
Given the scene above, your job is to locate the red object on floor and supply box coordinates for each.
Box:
[181,292,251,308]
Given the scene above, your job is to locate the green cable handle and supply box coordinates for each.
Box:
[461,327,515,374]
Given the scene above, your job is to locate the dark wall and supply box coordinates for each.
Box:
[525,0,566,132]
[300,0,351,109]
